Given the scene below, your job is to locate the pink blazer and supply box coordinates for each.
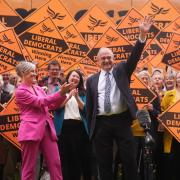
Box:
[15,83,66,142]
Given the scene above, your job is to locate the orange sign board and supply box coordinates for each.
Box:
[156,17,180,50]
[138,39,163,68]
[0,28,24,73]
[57,24,90,71]
[0,22,7,31]
[0,96,20,149]
[140,0,179,30]
[76,5,116,47]
[158,100,180,142]
[64,57,100,77]
[130,74,156,109]
[78,57,100,76]
[162,33,180,70]
[37,62,49,81]
[0,0,22,27]
[19,17,69,67]
[87,27,133,64]
[14,0,75,35]
[116,8,160,47]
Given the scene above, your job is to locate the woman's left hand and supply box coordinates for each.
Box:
[73,88,79,98]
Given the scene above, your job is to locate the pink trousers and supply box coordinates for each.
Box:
[20,125,63,180]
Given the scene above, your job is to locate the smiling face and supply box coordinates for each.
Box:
[151,73,164,90]
[165,75,175,91]
[48,64,60,79]
[23,69,37,85]
[68,71,80,88]
[176,72,180,89]
[97,48,114,72]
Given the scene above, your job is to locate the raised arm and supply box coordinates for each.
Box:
[125,16,153,78]
[15,83,72,109]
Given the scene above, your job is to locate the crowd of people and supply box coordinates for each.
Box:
[0,16,179,180]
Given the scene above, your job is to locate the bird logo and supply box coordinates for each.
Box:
[47,6,66,20]
[0,34,14,44]
[105,35,119,45]
[172,40,179,49]
[128,16,140,26]
[173,22,180,31]
[87,15,108,31]
[64,30,77,40]
[148,3,170,18]
[40,23,54,34]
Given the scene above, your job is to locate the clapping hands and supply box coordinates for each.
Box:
[68,88,79,99]
[60,82,74,96]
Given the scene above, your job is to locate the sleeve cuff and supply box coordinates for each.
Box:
[139,36,146,43]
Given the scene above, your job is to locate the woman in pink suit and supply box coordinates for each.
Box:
[15,61,71,180]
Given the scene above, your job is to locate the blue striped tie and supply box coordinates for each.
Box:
[104,72,111,113]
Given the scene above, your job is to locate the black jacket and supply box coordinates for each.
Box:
[86,40,146,138]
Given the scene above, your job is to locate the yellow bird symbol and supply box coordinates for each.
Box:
[64,30,77,40]
[88,15,107,31]
[0,34,14,44]
[128,16,140,26]
[148,3,170,18]
[40,23,54,34]
[105,35,119,45]
[47,6,66,20]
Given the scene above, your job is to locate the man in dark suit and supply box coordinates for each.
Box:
[86,16,153,180]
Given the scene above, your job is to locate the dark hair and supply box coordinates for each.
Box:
[47,60,61,70]
[66,70,85,96]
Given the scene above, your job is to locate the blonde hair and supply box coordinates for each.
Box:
[16,61,36,78]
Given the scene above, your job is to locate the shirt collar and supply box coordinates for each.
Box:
[100,68,113,76]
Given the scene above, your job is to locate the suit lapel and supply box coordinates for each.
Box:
[93,72,100,103]
[112,67,123,93]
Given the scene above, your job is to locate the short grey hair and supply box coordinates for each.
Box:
[16,61,36,78]
[137,70,150,80]
[97,47,114,59]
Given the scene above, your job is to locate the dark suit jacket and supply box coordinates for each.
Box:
[86,40,146,138]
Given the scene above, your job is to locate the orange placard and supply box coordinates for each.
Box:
[87,27,133,64]
[140,0,179,30]
[0,96,20,149]
[130,74,156,109]
[0,22,7,31]
[78,57,100,77]
[0,28,24,73]
[158,100,180,142]
[156,17,180,50]
[0,0,22,27]
[162,33,180,70]
[14,0,75,35]
[64,61,83,75]
[116,8,160,47]
[138,39,163,68]
[64,57,100,78]
[76,5,116,47]
[37,62,49,81]
[57,24,90,71]
[19,17,69,67]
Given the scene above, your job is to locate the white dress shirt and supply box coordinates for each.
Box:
[98,68,127,116]
[64,95,81,120]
